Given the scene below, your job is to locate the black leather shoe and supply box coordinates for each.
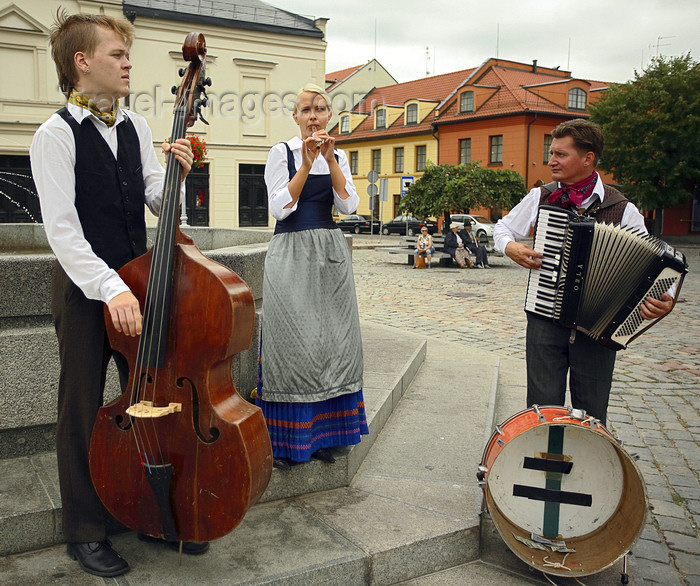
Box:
[67,540,129,577]
[137,532,210,555]
[273,457,292,471]
[311,448,336,463]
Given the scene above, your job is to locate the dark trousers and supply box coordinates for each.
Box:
[51,263,129,542]
[525,314,616,424]
[466,243,488,266]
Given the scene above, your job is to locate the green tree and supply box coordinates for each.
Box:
[400,161,526,223]
[589,53,700,213]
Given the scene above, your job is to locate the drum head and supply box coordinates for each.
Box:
[484,416,646,577]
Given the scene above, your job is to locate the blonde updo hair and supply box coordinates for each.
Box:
[294,83,332,113]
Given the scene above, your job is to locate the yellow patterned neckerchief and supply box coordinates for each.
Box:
[68,90,118,127]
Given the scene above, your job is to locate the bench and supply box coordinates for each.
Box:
[377,235,458,267]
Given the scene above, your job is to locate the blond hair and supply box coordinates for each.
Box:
[49,9,135,95]
[294,83,331,113]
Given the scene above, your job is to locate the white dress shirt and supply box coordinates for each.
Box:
[30,103,179,304]
[264,136,359,221]
[493,174,647,254]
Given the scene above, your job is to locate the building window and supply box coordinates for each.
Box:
[459,138,471,164]
[543,135,553,163]
[406,103,418,125]
[372,149,381,173]
[375,108,386,129]
[490,135,503,164]
[350,151,358,175]
[416,145,427,172]
[394,147,404,173]
[340,115,349,134]
[459,91,474,113]
[568,88,587,110]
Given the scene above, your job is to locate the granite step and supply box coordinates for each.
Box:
[0,321,425,558]
[0,323,502,584]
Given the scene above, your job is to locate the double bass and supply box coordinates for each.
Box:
[89,33,272,544]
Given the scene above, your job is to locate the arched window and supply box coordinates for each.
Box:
[568,88,587,110]
[340,115,349,134]
[375,108,386,129]
[406,103,418,125]
[460,91,474,113]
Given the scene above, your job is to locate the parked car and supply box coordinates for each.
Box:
[336,214,377,234]
[381,215,438,236]
[449,214,495,240]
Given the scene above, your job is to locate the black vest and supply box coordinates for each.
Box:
[273,143,341,234]
[58,108,148,270]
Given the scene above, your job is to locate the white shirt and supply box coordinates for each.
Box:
[493,175,647,254]
[264,136,359,221]
[30,103,180,304]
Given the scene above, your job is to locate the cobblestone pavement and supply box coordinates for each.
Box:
[351,236,699,585]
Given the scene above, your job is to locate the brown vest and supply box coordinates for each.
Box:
[539,181,629,224]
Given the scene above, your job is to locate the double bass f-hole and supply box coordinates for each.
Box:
[89,32,273,545]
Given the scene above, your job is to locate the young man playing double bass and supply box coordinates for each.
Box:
[30,11,198,577]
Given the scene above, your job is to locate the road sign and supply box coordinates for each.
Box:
[367,183,378,197]
[401,176,415,196]
[367,170,379,184]
[379,178,388,202]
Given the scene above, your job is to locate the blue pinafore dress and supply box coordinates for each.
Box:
[256,143,367,462]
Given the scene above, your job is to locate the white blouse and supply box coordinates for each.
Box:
[264,136,360,221]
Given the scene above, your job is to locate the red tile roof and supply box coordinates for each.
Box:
[332,58,613,141]
[333,69,476,143]
[326,65,363,91]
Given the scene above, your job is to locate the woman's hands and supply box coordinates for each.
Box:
[301,130,336,168]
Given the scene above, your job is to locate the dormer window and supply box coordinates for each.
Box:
[375,108,386,129]
[340,115,349,134]
[460,91,474,113]
[406,103,418,125]
[568,88,587,110]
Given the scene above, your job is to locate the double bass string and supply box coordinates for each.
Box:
[128,96,189,473]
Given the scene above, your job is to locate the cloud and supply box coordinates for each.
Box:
[270,0,700,84]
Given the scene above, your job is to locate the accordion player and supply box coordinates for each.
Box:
[525,205,688,350]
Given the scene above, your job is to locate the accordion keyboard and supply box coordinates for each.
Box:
[524,207,572,318]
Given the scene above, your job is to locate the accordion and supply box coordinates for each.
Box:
[525,206,688,350]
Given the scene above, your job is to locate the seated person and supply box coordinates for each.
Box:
[414,227,435,268]
[459,222,490,268]
[443,222,474,268]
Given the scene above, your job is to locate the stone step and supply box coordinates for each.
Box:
[0,324,502,585]
[0,321,425,558]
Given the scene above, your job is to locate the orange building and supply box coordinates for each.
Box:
[433,58,613,218]
[331,58,615,225]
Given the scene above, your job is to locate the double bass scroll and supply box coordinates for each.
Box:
[89,33,273,544]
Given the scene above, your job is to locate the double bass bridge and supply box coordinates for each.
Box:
[126,400,182,418]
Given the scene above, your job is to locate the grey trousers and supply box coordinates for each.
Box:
[525,314,616,425]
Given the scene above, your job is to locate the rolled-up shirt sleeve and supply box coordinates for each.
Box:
[333,149,359,215]
[265,143,297,221]
[493,188,541,253]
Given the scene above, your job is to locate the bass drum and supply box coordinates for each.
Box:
[478,405,647,578]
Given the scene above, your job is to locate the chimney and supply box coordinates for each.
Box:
[532,59,538,73]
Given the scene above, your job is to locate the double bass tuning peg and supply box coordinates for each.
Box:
[203,77,212,87]
[178,68,186,77]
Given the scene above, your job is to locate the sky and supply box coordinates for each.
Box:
[268,0,699,84]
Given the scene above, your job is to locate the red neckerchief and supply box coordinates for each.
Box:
[548,171,598,209]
